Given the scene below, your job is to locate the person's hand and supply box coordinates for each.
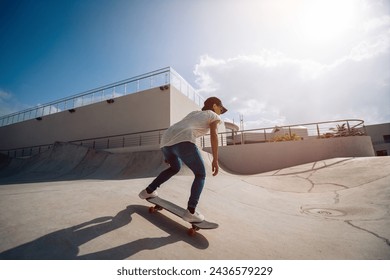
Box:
[212,159,219,176]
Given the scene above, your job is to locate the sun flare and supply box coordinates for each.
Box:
[297,0,359,43]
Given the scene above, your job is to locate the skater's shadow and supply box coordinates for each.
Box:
[0,205,209,260]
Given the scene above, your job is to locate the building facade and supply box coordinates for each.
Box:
[0,68,203,156]
[365,123,390,156]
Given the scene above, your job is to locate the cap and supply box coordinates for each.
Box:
[201,97,228,114]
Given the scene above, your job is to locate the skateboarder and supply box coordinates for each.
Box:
[139,96,227,222]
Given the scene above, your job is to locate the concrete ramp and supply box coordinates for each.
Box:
[0,143,389,259]
[60,149,168,180]
[0,142,223,184]
[0,143,88,183]
[0,142,170,183]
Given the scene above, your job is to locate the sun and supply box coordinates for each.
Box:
[296,0,359,43]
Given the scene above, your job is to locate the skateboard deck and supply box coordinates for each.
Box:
[146,196,218,236]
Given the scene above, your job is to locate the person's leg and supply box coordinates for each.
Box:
[176,142,206,212]
[146,146,182,193]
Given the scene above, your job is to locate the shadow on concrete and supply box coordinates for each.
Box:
[0,205,209,260]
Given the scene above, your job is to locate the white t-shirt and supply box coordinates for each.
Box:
[160,110,222,148]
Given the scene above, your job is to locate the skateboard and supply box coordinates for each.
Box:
[146,196,218,236]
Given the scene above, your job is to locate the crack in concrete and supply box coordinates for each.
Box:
[248,157,390,250]
[345,220,390,247]
[306,175,315,193]
[353,173,390,188]
[300,168,389,248]
[271,158,354,177]
[298,170,349,193]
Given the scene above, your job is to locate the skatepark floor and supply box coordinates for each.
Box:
[0,143,389,259]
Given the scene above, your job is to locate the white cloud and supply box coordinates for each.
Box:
[363,15,390,33]
[0,90,16,117]
[347,15,390,61]
[191,0,390,128]
[0,90,12,102]
[194,26,390,128]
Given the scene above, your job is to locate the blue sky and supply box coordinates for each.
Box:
[1,0,389,127]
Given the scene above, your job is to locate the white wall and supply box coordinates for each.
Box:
[170,86,201,124]
[0,87,171,150]
[205,136,375,174]
[0,86,204,152]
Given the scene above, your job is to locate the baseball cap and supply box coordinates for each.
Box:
[201,97,228,114]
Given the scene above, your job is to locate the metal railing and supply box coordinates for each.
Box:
[0,67,204,127]
[70,128,166,150]
[1,119,366,158]
[200,119,367,146]
[2,144,54,158]
[170,68,204,106]
[1,128,168,158]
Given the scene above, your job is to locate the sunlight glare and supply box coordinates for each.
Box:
[297,0,359,43]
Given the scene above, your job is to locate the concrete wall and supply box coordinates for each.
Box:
[0,87,172,150]
[206,136,375,174]
[365,123,390,156]
[170,86,201,124]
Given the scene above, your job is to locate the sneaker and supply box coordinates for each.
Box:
[139,189,158,199]
[183,209,205,223]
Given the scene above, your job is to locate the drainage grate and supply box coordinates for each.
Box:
[303,208,346,217]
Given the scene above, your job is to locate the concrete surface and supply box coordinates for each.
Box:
[0,143,389,259]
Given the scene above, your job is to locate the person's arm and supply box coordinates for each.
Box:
[210,120,220,176]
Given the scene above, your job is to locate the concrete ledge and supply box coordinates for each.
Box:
[208,136,375,174]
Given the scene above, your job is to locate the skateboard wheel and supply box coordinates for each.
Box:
[187,228,196,236]
[149,206,156,213]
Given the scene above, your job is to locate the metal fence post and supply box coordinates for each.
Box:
[346,121,351,133]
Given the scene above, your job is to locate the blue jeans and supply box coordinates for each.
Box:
[147,142,206,210]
